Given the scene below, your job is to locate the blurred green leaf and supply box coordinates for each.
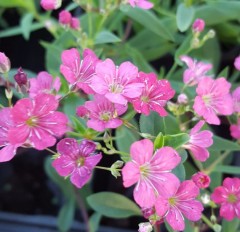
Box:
[20,13,34,40]
[222,218,240,232]
[95,31,121,44]
[89,212,102,232]
[209,135,240,152]
[213,165,240,175]
[87,192,141,218]
[0,0,36,12]
[172,163,186,181]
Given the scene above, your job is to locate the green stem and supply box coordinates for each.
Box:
[95,166,121,172]
[165,62,178,79]
[201,214,214,230]
[45,148,57,155]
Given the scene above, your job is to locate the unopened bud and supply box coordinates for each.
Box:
[192,18,205,33]
[210,215,217,224]
[234,55,240,71]
[40,0,62,10]
[0,52,11,74]
[207,29,215,39]
[110,160,124,178]
[138,222,153,232]
[177,93,188,104]
[5,89,13,99]
[213,224,222,232]
[70,17,80,30]
[59,10,72,25]
[14,67,28,87]
[191,37,200,48]
[201,193,210,204]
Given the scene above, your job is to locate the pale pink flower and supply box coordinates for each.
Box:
[138,222,153,232]
[90,59,143,105]
[131,72,175,116]
[211,177,240,221]
[128,0,154,9]
[60,48,98,94]
[59,10,72,25]
[76,95,127,132]
[180,56,212,86]
[232,87,240,113]
[53,138,102,188]
[122,139,181,208]
[155,180,203,231]
[0,51,10,73]
[8,94,68,150]
[192,19,205,33]
[192,172,211,189]
[0,108,19,162]
[40,0,61,10]
[183,120,213,162]
[70,17,80,30]
[193,77,233,125]
[230,119,240,139]
[234,56,240,71]
[177,93,188,104]
[29,71,61,98]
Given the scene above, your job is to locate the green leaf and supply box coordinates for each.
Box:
[176,3,195,32]
[163,133,189,149]
[89,212,102,232]
[87,192,141,218]
[57,198,75,232]
[222,218,240,232]
[175,34,191,64]
[172,163,186,181]
[213,165,240,175]
[122,7,175,42]
[95,31,121,44]
[0,0,35,11]
[209,135,240,152]
[154,132,164,149]
[20,13,34,40]
[218,66,229,77]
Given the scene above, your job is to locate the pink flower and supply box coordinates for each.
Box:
[8,94,68,150]
[76,95,127,132]
[29,71,61,98]
[40,0,61,10]
[193,77,233,125]
[60,48,98,94]
[155,180,203,231]
[192,19,205,33]
[232,87,240,113]
[122,139,181,208]
[52,138,102,188]
[70,17,80,30]
[211,177,240,221]
[131,72,175,116]
[234,56,240,71]
[0,51,10,73]
[192,172,211,189]
[230,119,240,139]
[128,0,154,9]
[183,120,213,162]
[180,56,212,86]
[0,108,19,162]
[90,59,143,105]
[177,93,188,104]
[59,10,72,25]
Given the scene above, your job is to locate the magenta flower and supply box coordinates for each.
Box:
[76,95,127,132]
[128,0,154,9]
[122,139,181,208]
[180,56,212,86]
[60,48,98,94]
[234,56,240,71]
[8,94,68,150]
[155,180,203,231]
[193,77,233,125]
[70,17,80,30]
[90,59,143,105]
[192,172,211,189]
[0,108,19,162]
[211,177,240,221]
[29,71,61,98]
[232,87,240,113]
[53,138,102,188]
[40,0,61,10]
[183,120,213,162]
[0,51,10,73]
[192,19,205,33]
[230,119,240,139]
[59,10,72,25]
[131,72,175,116]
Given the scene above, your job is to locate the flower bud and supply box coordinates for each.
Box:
[177,93,188,104]
[138,222,153,232]
[59,10,72,25]
[234,56,240,71]
[192,18,205,33]
[14,67,28,87]
[207,29,215,39]
[0,52,11,74]
[201,193,210,204]
[40,0,62,10]
[192,172,211,189]
[70,17,80,30]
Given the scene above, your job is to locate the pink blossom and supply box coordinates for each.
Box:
[177,93,188,104]
[193,77,233,125]
[234,56,240,71]
[70,17,80,30]
[183,120,213,162]
[0,108,19,162]
[8,94,68,150]
[90,59,143,105]
[155,180,203,231]
[122,139,181,208]
[76,95,127,132]
[128,0,154,9]
[211,177,240,221]
[0,51,10,73]
[53,138,102,188]
[40,0,61,10]
[131,72,175,116]
[59,10,72,25]
[192,172,211,189]
[180,56,212,86]
[60,48,98,94]
[232,87,240,113]
[29,71,61,98]
[230,119,240,139]
[192,19,205,33]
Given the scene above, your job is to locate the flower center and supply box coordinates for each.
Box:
[168,197,177,206]
[227,194,237,203]
[141,95,149,103]
[100,111,112,121]
[76,157,85,167]
[109,83,123,94]
[202,95,212,106]
[139,164,150,177]
[26,116,38,127]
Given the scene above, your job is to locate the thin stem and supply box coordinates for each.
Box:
[45,148,56,155]
[122,19,132,42]
[165,62,178,79]
[201,214,214,230]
